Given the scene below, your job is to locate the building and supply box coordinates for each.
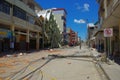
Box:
[36,9,61,48]
[0,0,42,52]
[52,8,67,45]
[66,28,70,44]
[87,23,98,48]
[70,29,78,46]
[94,21,104,52]
[66,28,78,46]
[97,0,120,58]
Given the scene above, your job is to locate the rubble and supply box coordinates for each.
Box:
[50,49,53,51]
[6,55,12,57]
[19,53,23,56]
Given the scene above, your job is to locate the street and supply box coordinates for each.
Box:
[0,0,120,80]
[0,45,109,80]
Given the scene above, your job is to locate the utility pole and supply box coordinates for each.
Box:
[42,11,48,48]
[41,16,45,49]
[79,37,81,49]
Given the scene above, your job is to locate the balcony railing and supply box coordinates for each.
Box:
[5,0,36,16]
[28,23,42,32]
[0,12,12,24]
[35,25,42,32]
[13,17,27,29]
[0,11,42,32]
[14,17,42,32]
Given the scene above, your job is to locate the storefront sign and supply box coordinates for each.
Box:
[0,29,12,38]
[104,28,113,37]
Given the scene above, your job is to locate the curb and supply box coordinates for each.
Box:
[97,62,111,80]
[88,48,111,80]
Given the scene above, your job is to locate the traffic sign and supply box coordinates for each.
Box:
[104,28,113,37]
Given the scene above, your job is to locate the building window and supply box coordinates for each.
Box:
[20,0,23,1]
[13,6,26,20]
[64,22,66,27]
[27,14,35,24]
[0,0,10,14]
[61,16,66,21]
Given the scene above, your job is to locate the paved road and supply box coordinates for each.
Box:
[1,46,108,80]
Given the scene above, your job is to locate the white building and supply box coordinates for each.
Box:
[52,8,67,44]
[52,8,67,34]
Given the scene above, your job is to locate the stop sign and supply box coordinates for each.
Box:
[104,28,113,37]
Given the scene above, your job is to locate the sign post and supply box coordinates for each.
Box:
[104,28,113,62]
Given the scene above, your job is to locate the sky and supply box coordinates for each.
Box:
[35,0,99,41]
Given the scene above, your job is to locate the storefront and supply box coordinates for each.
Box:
[29,32,37,50]
[19,35,26,51]
[0,29,12,52]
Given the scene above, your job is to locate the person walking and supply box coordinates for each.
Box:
[79,42,81,49]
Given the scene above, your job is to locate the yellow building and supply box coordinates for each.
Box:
[0,0,42,52]
[97,0,120,57]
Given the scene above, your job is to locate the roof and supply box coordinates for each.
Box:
[87,23,95,28]
[52,8,67,14]
[37,9,52,21]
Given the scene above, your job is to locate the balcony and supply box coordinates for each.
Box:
[13,17,27,29]
[0,12,12,24]
[0,11,41,32]
[13,16,42,32]
[35,25,42,32]
[28,23,42,32]
[102,0,120,28]
[107,0,120,17]
[5,0,36,16]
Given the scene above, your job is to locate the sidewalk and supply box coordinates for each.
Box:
[91,48,120,80]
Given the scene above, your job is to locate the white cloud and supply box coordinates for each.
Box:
[74,3,90,12]
[74,19,86,24]
[83,3,90,11]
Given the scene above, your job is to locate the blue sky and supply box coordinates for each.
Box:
[35,0,99,40]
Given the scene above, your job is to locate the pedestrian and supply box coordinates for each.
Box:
[10,41,14,52]
[79,42,81,49]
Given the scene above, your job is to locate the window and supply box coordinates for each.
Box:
[61,16,66,21]
[27,15,35,24]
[0,0,10,14]
[20,0,23,1]
[13,6,26,20]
